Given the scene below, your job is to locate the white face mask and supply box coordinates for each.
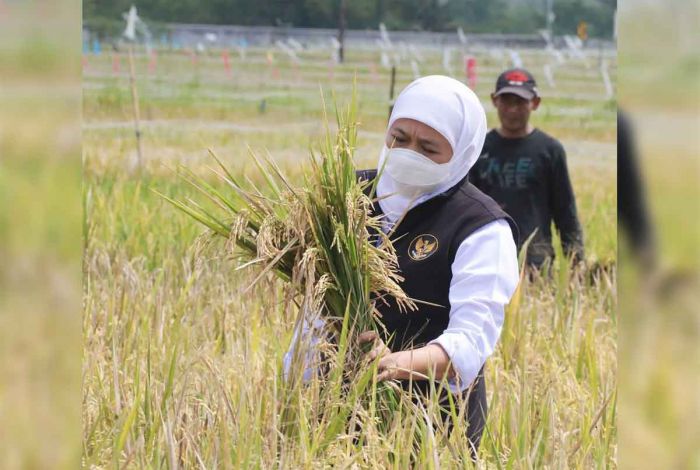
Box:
[382,145,451,197]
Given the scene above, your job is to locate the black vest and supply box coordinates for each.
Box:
[356,170,517,454]
[357,169,518,352]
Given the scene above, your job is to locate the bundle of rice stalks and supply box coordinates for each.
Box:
[157,91,422,455]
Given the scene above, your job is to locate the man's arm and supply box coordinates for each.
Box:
[549,144,585,263]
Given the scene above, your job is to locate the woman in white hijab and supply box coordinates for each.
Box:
[285,75,519,457]
[355,75,520,456]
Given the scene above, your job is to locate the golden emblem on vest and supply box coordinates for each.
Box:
[408,234,439,261]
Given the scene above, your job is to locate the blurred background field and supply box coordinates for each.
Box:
[8,0,698,468]
[616,2,699,468]
[0,2,81,469]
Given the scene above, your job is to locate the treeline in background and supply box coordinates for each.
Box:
[84,0,616,39]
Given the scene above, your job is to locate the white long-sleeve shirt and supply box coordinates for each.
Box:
[427,218,519,392]
[283,218,519,393]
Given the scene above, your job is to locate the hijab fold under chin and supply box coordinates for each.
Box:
[376,75,487,225]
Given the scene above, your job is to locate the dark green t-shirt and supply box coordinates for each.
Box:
[469,128,584,266]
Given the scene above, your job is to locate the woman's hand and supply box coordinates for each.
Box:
[358,331,456,383]
[358,330,390,361]
[358,331,407,382]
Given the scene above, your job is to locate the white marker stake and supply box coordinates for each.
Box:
[409,44,423,63]
[564,35,586,61]
[123,5,137,41]
[601,59,614,99]
[330,37,341,64]
[287,38,303,52]
[380,52,391,70]
[275,39,286,52]
[509,49,523,68]
[123,4,153,55]
[411,60,420,80]
[276,40,300,64]
[442,48,453,76]
[398,42,408,62]
[457,26,467,46]
[379,23,391,47]
[547,45,566,65]
[543,63,556,88]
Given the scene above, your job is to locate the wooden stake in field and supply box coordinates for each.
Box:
[337,0,347,63]
[122,5,143,169]
[126,45,143,170]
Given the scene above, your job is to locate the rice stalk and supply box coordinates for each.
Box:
[158,86,419,451]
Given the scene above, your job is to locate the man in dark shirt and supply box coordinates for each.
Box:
[469,68,585,268]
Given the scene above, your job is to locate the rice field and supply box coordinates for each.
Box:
[82,44,617,468]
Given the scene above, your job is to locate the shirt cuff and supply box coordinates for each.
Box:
[428,332,483,394]
[283,317,326,382]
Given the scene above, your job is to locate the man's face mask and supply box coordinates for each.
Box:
[381,145,451,197]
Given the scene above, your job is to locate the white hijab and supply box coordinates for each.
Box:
[376,75,487,224]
